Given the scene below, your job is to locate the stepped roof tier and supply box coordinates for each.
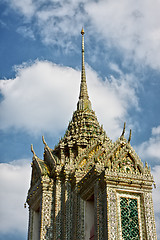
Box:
[28,28,154,193]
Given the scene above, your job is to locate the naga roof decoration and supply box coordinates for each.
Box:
[29,28,154,192]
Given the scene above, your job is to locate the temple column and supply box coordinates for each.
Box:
[72,187,84,240]
[107,187,117,239]
[143,191,157,240]
[103,188,108,240]
[64,173,72,240]
[94,180,104,240]
[72,187,78,239]
[39,178,54,240]
[54,174,62,240]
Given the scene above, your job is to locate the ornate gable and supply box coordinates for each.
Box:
[103,137,145,175]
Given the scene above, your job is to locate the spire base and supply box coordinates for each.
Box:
[77,98,92,111]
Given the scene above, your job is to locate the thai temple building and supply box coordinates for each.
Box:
[26,29,157,240]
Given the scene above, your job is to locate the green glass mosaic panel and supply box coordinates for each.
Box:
[120,197,140,240]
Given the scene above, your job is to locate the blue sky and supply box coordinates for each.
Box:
[0,0,160,239]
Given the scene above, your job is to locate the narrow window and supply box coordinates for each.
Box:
[120,197,140,240]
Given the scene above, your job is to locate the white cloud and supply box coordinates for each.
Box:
[152,165,160,238]
[0,61,139,139]
[0,159,31,234]
[4,0,160,70]
[0,61,80,136]
[5,0,87,48]
[152,126,160,136]
[85,0,160,70]
[34,0,88,48]
[5,0,35,18]
[86,65,139,139]
[137,125,160,162]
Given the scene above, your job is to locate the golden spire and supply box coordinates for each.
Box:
[77,28,91,110]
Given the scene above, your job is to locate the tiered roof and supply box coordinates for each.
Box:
[28,29,154,194]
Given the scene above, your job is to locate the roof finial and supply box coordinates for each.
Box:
[128,129,132,143]
[121,122,126,137]
[42,136,47,147]
[31,144,36,158]
[77,28,92,110]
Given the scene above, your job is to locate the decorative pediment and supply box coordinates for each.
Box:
[114,153,142,175]
[103,139,151,176]
[73,135,152,179]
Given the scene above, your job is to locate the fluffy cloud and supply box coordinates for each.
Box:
[35,0,87,46]
[0,159,31,235]
[4,0,160,70]
[0,61,138,139]
[0,61,80,135]
[4,0,87,49]
[86,64,139,139]
[85,0,160,70]
[4,0,35,18]
[137,125,160,163]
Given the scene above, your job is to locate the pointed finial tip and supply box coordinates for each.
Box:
[128,129,132,143]
[31,144,36,156]
[121,122,126,137]
[81,27,85,35]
